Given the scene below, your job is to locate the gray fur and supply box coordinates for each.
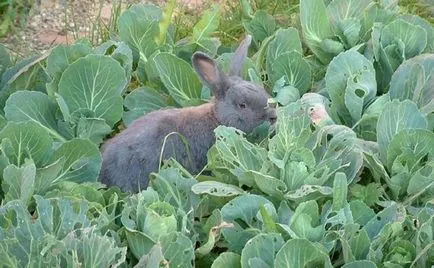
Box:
[100,35,277,192]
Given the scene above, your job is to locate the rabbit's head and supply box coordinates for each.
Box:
[192,35,276,133]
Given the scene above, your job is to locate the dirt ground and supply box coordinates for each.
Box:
[1,0,204,58]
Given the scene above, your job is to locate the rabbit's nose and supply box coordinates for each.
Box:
[267,108,277,124]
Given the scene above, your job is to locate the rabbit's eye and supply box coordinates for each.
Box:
[238,103,247,109]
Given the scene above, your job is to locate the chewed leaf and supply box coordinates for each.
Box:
[154,53,202,107]
[58,54,126,127]
[326,50,377,125]
[192,181,245,197]
[0,196,126,267]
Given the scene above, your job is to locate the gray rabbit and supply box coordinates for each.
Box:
[100,35,277,192]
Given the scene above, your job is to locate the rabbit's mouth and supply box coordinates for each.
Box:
[266,108,277,124]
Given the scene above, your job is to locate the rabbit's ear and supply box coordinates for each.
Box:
[192,52,228,99]
[228,34,252,77]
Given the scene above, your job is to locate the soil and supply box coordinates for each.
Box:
[0,0,204,59]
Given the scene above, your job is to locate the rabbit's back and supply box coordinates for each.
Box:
[100,103,219,192]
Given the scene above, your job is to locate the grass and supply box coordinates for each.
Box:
[0,0,35,37]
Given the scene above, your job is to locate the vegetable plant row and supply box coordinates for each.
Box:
[0,0,432,267]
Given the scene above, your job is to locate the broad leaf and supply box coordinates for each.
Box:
[211,252,241,268]
[270,51,311,94]
[244,10,276,45]
[58,54,126,127]
[241,233,284,268]
[274,239,332,267]
[389,54,434,114]
[2,159,36,205]
[376,100,427,162]
[266,28,303,78]
[0,121,53,167]
[118,3,161,64]
[300,0,336,64]
[154,53,202,107]
[50,138,102,183]
[4,91,65,142]
[46,42,92,96]
[123,87,168,126]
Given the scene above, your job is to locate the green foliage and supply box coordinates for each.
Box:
[0,1,433,267]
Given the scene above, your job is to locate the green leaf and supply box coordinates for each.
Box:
[289,200,323,242]
[325,50,377,125]
[134,244,165,268]
[342,260,377,268]
[76,117,112,145]
[274,239,332,267]
[400,14,434,53]
[118,3,161,64]
[193,4,220,43]
[376,100,427,163]
[192,181,245,197]
[2,159,36,205]
[271,77,301,106]
[241,233,284,268]
[46,43,92,97]
[326,0,371,48]
[386,129,434,172]
[300,0,336,64]
[381,19,427,61]
[211,252,241,268]
[50,138,102,183]
[154,53,202,107]
[0,55,49,110]
[156,0,175,46]
[0,195,120,267]
[208,126,268,186]
[221,194,274,252]
[4,91,66,142]
[244,10,276,45]
[123,87,168,126]
[151,167,199,212]
[0,121,53,167]
[363,203,404,239]
[0,44,11,78]
[270,51,312,94]
[160,232,194,268]
[333,172,348,211]
[389,54,434,114]
[62,228,127,267]
[58,54,126,127]
[350,183,382,207]
[266,28,303,77]
[349,200,375,226]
